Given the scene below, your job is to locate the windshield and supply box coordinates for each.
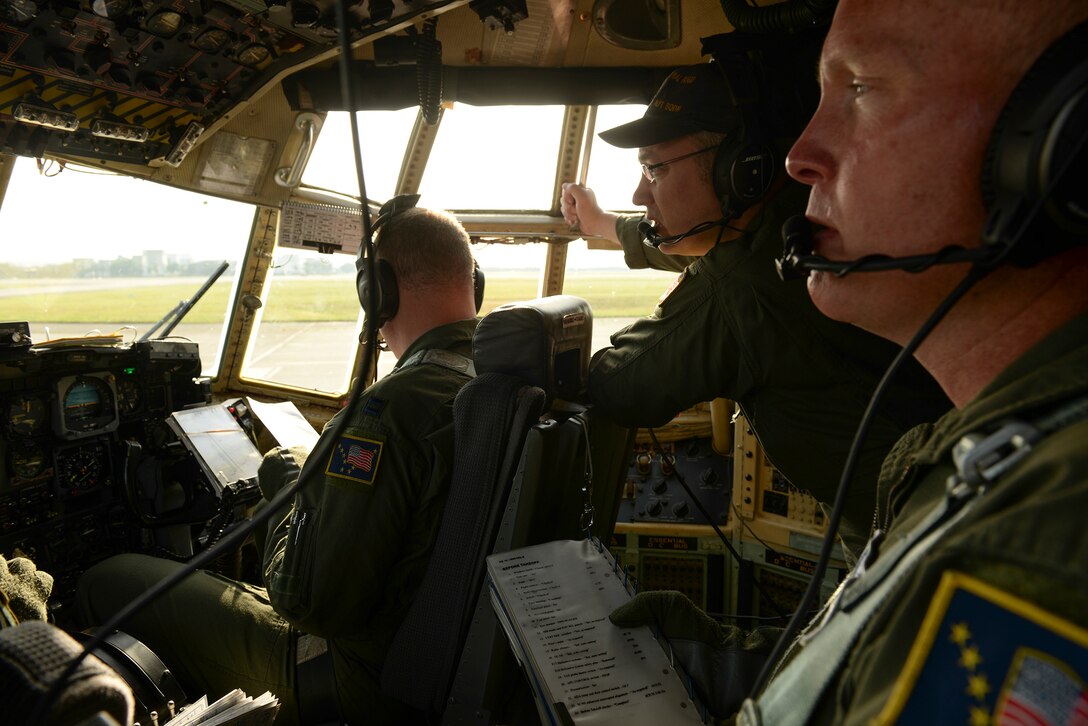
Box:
[0,157,253,376]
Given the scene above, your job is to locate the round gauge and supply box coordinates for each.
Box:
[91,0,131,19]
[57,443,106,493]
[60,375,116,435]
[10,443,46,480]
[117,378,142,415]
[7,394,46,436]
[194,28,230,53]
[236,43,271,67]
[146,10,183,37]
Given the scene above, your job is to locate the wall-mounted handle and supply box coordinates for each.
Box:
[275,112,323,188]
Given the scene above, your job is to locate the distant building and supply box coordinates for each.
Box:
[142,250,166,275]
[73,258,96,276]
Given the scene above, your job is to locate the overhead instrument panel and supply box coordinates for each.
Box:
[0,0,468,166]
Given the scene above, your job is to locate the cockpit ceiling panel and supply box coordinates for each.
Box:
[0,0,460,165]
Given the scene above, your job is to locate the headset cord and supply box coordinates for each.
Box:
[749,262,991,698]
[412,17,442,125]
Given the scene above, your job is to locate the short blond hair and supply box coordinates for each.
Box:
[376,208,474,292]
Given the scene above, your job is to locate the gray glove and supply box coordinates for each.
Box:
[610,590,778,719]
[0,555,54,623]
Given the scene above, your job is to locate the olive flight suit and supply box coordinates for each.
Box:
[77,318,478,725]
[588,182,952,557]
[745,312,1088,725]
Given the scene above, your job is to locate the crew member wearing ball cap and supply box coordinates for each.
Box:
[566,60,951,558]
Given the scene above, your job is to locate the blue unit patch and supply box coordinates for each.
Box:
[363,396,386,418]
[326,434,383,485]
[879,571,1088,725]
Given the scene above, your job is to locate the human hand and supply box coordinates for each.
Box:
[561,182,597,227]
[0,555,53,623]
[561,183,619,242]
[610,591,777,718]
[257,445,310,501]
[611,590,730,644]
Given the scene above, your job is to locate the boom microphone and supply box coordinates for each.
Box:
[638,218,728,248]
[775,216,1000,281]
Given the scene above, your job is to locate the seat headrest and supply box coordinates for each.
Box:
[473,295,593,402]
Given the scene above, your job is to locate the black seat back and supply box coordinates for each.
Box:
[380,371,546,714]
[381,296,600,719]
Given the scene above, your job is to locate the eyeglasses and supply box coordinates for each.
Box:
[640,145,718,183]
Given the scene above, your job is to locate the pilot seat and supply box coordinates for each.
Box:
[380,294,635,725]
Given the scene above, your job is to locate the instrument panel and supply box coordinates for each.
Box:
[0,0,462,166]
[0,338,211,623]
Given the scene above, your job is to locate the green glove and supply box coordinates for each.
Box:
[0,555,53,624]
[257,444,310,501]
[609,590,778,719]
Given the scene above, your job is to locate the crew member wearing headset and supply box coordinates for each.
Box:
[78,206,481,725]
[611,2,1088,721]
[563,61,952,558]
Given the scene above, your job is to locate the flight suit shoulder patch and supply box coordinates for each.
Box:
[657,269,688,307]
[325,433,383,485]
[879,571,1088,725]
[363,396,386,418]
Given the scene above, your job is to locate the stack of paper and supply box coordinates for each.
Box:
[487,539,706,725]
[164,689,279,726]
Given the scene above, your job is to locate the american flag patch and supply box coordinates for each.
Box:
[326,434,383,485]
[879,571,1088,725]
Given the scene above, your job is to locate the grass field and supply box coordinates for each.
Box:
[0,271,676,323]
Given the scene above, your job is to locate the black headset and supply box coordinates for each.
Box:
[710,52,777,220]
[355,194,485,329]
[355,194,415,329]
[981,18,1088,267]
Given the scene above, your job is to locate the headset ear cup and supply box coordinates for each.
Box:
[712,138,738,218]
[473,262,485,313]
[981,19,1088,266]
[355,256,370,313]
[732,141,775,210]
[375,259,399,327]
[713,137,776,220]
[356,257,399,328]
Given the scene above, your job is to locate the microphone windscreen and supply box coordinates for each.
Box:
[777,216,814,281]
[0,621,134,726]
[781,215,813,255]
[636,220,661,248]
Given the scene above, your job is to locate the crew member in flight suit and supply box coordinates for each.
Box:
[611,2,1088,721]
[77,206,481,725]
[562,63,951,558]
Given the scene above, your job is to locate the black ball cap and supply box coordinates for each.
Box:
[599,62,743,148]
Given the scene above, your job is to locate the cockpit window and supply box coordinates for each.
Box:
[583,104,647,212]
[301,108,418,203]
[419,103,567,211]
[240,247,362,394]
[0,156,251,376]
